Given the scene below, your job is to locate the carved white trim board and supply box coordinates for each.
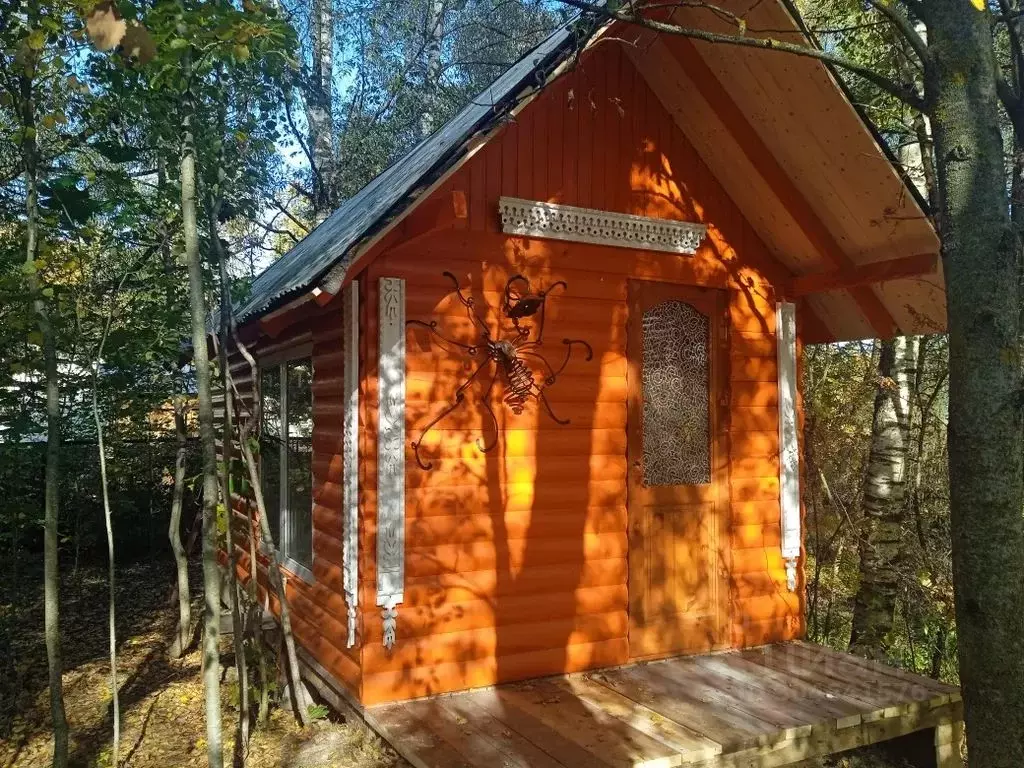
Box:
[776,301,801,591]
[376,277,406,649]
[341,280,360,648]
[499,196,707,254]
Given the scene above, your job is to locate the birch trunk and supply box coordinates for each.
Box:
[181,97,225,768]
[305,0,336,216]
[420,0,445,138]
[849,337,918,659]
[927,2,1024,763]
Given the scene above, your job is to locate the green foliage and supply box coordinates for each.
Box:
[307,703,330,722]
[0,0,573,566]
[0,439,202,563]
[804,337,957,682]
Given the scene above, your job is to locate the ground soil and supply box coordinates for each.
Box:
[0,557,402,768]
[0,556,929,768]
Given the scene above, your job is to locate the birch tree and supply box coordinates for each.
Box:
[305,0,337,216]
[849,337,919,659]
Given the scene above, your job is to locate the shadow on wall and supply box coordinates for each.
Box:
[371,38,796,702]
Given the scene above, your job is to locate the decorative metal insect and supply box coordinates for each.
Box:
[406,271,593,470]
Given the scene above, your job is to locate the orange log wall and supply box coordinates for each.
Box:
[356,42,806,705]
[217,307,362,701]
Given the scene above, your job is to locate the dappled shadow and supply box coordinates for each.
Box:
[365,37,795,706]
[0,558,204,766]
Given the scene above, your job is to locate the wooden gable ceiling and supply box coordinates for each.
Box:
[622,1,944,341]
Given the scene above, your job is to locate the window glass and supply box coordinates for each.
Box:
[641,300,711,486]
[285,359,314,570]
[260,366,282,546]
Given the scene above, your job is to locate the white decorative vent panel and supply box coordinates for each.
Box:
[499,196,707,255]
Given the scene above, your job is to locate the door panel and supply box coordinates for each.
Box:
[627,281,730,660]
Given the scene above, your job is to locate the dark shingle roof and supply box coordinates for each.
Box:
[236,13,596,324]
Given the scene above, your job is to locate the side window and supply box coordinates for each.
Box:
[260,366,282,547]
[285,359,313,571]
[260,356,314,578]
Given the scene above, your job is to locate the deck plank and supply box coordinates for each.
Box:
[689,653,859,725]
[593,664,778,750]
[558,674,723,762]
[365,642,966,768]
[647,656,815,733]
[497,678,686,768]
[794,641,959,698]
[726,654,871,729]
[467,687,606,768]
[784,643,950,705]
[439,693,570,768]
[368,700,480,768]
[740,645,896,711]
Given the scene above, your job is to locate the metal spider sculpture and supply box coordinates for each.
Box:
[407,271,593,470]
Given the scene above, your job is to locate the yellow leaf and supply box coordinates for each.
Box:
[85,2,126,51]
[971,0,985,8]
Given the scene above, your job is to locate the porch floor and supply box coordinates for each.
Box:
[366,642,963,768]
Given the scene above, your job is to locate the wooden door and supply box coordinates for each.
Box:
[627,280,730,659]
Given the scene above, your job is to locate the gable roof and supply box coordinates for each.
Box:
[239,1,943,340]
[235,14,596,325]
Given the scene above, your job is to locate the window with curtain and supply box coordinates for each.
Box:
[260,356,314,577]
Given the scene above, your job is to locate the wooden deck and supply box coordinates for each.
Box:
[367,642,963,768]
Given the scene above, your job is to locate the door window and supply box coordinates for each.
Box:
[640,300,711,486]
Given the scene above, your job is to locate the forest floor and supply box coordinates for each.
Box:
[0,557,915,768]
[0,557,401,768]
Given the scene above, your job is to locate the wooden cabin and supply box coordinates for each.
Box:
[222,1,959,765]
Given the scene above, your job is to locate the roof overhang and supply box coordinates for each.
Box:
[238,1,943,343]
[621,1,943,341]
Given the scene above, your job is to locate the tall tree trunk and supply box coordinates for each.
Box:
[92,297,123,766]
[181,93,224,768]
[849,337,918,659]
[305,0,336,216]
[420,0,445,137]
[169,395,191,658]
[20,15,69,763]
[927,3,1024,763]
[210,202,250,758]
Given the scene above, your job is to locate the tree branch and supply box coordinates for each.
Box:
[997,73,1024,140]
[864,0,928,62]
[282,87,320,195]
[557,0,925,110]
[999,0,1024,99]
[270,194,311,235]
